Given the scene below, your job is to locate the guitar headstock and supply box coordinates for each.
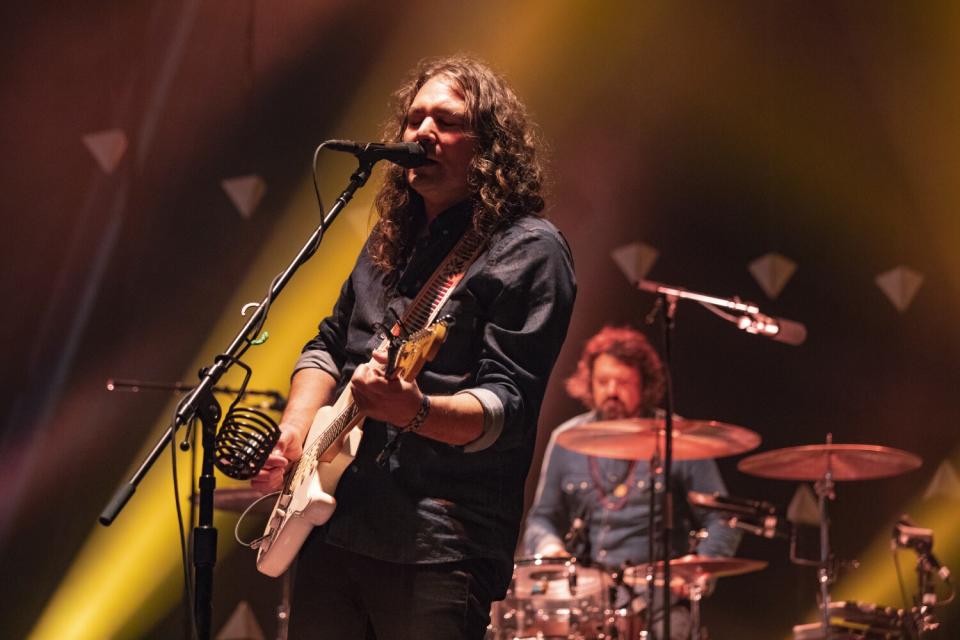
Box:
[389,316,453,381]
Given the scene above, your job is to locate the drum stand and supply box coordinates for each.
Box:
[688,578,705,640]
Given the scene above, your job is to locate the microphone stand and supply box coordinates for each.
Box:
[651,291,677,640]
[98,156,378,640]
[639,279,777,639]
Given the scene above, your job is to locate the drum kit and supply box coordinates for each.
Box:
[488,417,934,639]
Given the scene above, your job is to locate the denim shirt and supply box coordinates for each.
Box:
[524,411,741,569]
[294,202,576,593]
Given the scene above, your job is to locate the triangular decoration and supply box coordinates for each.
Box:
[748,252,797,300]
[611,242,659,285]
[215,600,265,640]
[923,460,960,501]
[221,175,267,219]
[82,129,128,174]
[786,483,820,526]
[875,266,924,313]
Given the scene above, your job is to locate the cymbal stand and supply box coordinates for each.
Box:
[814,433,836,635]
[688,577,706,640]
[643,446,663,629]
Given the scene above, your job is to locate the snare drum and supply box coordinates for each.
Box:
[489,557,611,639]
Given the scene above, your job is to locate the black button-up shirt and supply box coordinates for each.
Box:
[295,202,576,594]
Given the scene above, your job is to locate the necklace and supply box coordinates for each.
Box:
[588,457,638,511]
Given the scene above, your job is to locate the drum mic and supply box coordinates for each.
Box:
[892,516,950,581]
[563,502,592,558]
[688,491,784,539]
[213,406,281,480]
[325,139,430,168]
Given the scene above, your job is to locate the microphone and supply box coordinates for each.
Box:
[325,139,430,168]
[737,312,807,346]
[688,491,784,539]
[213,406,281,480]
[564,516,587,545]
[563,502,592,558]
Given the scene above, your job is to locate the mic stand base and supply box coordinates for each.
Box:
[193,390,222,640]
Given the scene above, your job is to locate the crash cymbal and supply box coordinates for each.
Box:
[554,418,761,461]
[737,444,922,481]
[192,487,273,514]
[622,555,767,587]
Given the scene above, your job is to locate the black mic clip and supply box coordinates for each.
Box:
[893,516,951,582]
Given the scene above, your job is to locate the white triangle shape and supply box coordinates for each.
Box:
[748,252,797,300]
[215,600,265,640]
[923,460,960,501]
[82,129,128,174]
[786,483,820,526]
[221,175,267,219]
[875,266,924,313]
[611,242,659,285]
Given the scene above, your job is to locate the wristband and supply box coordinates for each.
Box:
[402,394,431,432]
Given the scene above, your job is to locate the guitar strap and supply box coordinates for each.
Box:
[373,227,488,464]
[390,227,488,335]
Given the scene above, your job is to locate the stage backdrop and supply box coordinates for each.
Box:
[2,2,958,638]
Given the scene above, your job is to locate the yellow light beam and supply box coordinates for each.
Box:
[31,2,600,637]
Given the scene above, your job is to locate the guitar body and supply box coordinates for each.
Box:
[256,403,361,577]
[255,317,452,578]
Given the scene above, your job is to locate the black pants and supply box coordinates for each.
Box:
[289,540,494,639]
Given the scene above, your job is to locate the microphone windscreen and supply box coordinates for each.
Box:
[773,317,807,346]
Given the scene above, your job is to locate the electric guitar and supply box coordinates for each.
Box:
[255,317,451,577]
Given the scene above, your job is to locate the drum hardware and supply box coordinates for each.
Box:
[792,601,906,639]
[622,555,768,640]
[891,516,954,636]
[739,435,923,637]
[687,491,787,540]
[489,556,614,639]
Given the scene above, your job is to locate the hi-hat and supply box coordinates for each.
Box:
[622,555,768,587]
[737,444,922,481]
[555,418,761,461]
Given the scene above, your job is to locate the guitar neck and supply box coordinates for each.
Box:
[317,390,362,454]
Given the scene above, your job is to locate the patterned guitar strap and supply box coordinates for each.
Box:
[375,228,488,463]
[391,228,488,334]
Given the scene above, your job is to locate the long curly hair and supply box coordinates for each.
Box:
[565,326,666,413]
[368,55,546,273]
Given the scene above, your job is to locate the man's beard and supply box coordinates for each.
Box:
[598,399,629,420]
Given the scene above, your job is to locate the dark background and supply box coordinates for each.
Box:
[2,2,958,638]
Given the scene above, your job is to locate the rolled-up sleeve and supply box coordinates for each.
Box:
[468,225,576,452]
[293,268,356,382]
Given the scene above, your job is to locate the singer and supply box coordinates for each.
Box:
[523,326,739,639]
[252,56,576,639]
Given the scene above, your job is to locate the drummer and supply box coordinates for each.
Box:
[523,325,741,638]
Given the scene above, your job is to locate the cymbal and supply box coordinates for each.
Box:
[737,444,922,481]
[622,555,767,586]
[554,417,761,461]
